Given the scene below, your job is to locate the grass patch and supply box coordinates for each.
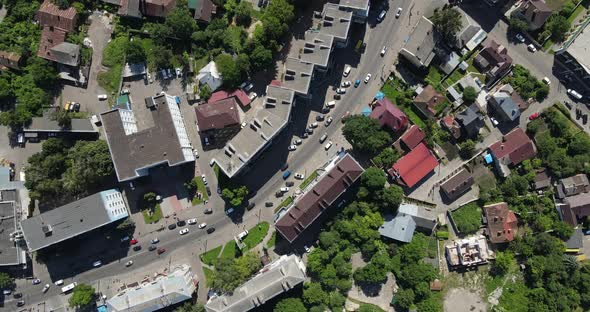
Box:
[567,3,585,24]
[194,55,209,73]
[274,196,294,213]
[266,231,277,248]
[404,106,428,129]
[221,240,238,259]
[191,178,209,205]
[141,204,162,224]
[426,235,439,259]
[200,245,222,265]
[136,37,156,71]
[299,170,318,190]
[97,64,122,99]
[241,222,270,250]
[451,202,482,235]
[443,69,464,88]
[425,66,444,92]
[203,267,214,287]
[496,277,529,312]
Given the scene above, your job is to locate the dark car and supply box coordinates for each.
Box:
[206,186,211,196]
[246,202,255,210]
[306,127,314,134]
[316,115,325,121]
[13,293,22,299]
[301,132,309,139]
[157,248,166,255]
[177,220,186,227]
[148,245,157,251]
[265,202,274,207]
[16,300,25,307]
[74,102,81,112]
[133,245,142,251]
[322,107,331,114]
[204,207,213,214]
[207,227,216,234]
[333,94,341,100]
[275,191,283,198]
[280,163,289,171]
[286,181,295,187]
[168,224,177,230]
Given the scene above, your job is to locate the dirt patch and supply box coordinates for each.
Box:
[444,287,487,312]
[347,273,397,312]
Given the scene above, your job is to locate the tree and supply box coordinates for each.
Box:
[274,298,306,312]
[153,45,173,69]
[52,109,72,128]
[458,139,476,159]
[221,185,249,206]
[328,291,346,310]
[116,219,136,233]
[303,282,328,306]
[184,178,198,197]
[215,54,242,89]
[234,1,253,26]
[378,185,403,213]
[199,84,212,101]
[545,14,569,42]
[261,0,294,41]
[68,283,95,308]
[51,0,71,10]
[553,221,574,240]
[372,147,400,168]
[509,17,529,33]
[62,140,115,195]
[175,302,205,312]
[395,288,415,310]
[209,258,242,292]
[143,192,158,209]
[354,262,388,284]
[361,167,386,191]
[0,273,14,289]
[343,115,392,154]
[492,251,515,276]
[416,297,442,312]
[25,57,58,89]
[463,86,477,103]
[431,7,463,41]
[165,7,197,41]
[249,44,273,71]
[126,40,146,64]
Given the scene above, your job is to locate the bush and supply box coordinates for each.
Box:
[505,65,549,102]
[436,231,449,240]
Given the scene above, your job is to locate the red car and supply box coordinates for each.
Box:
[529,112,540,120]
[157,248,166,255]
[130,238,138,245]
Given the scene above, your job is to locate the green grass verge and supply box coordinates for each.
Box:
[451,203,482,234]
[242,222,270,250]
[200,246,222,265]
[266,231,276,248]
[299,170,318,190]
[202,267,213,285]
[141,204,162,224]
[274,196,294,213]
[97,64,122,99]
[191,178,209,205]
[567,3,585,24]
[221,240,238,259]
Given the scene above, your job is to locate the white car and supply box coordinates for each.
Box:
[380,46,387,56]
[364,73,372,83]
[125,260,133,267]
[395,7,402,18]
[42,284,50,293]
[201,174,207,185]
[343,65,351,77]
[241,82,253,92]
[280,187,289,192]
[325,116,333,126]
[515,33,525,43]
[325,141,333,150]
[249,92,258,101]
[98,94,108,100]
[542,77,551,85]
[187,218,197,225]
[304,245,311,253]
[341,81,351,87]
[193,150,199,158]
[567,89,583,100]
[179,228,189,235]
[237,230,249,240]
[294,173,305,180]
[175,68,182,78]
[209,159,215,167]
[92,261,102,267]
[527,44,537,52]
[288,145,297,151]
[490,117,499,126]
[151,238,159,244]
[54,280,64,286]
[309,122,318,128]
[293,139,302,145]
[120,88,130,95]
[32,279,41,285]
[198,223,207,229]
[336,88,346,94]
[148,73,153,83]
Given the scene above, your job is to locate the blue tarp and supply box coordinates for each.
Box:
[375,91,385,100]
[362,107,372,116]
[484,154,493,164]
[97,305,108,312]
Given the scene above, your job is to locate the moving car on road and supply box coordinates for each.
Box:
[157,248,166,254]
[280,187,289,193]
[325,116,333,126]
[199,223,207,229]
[179,228,189,235]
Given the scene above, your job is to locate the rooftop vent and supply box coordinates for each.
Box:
[42,224,52,237]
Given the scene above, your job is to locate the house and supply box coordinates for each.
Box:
[488,128,537,177]
[143,0,176,17]
[107,264,198,312]
[556,174,590,199]
[195,98,240,133]
[554,22,590,94]
[0,167,28,268]
[275,154,364,243]
[488,84,524,122]
[473,38,513,83]
[456,104,484,138]
[20,189,128,252]
[0,51,21,70]
[560,192,590,226]
[36,1,77,31]
[118,0,143,18]
[440,169,474,201]
[369,97,408,132]
[454,24,487,52]
[197,61,223,91]
[534,168,552,191]
[441,115,461,139]
[483,202,518,244]
[338,0,370,23]
[445,235,493,268]
[205,255,306,312]
[389,143,438,188]
[101,93,194,182]
[208,89,251,107]
[513,0,552,31]
[400,125,426,151]
[400,16,438,68]
[378,203,437,243]
[413,85,445,119]
[439,50,462,75]
[122,62,147,79]
[36,2,80,66]
[188,0,216,23]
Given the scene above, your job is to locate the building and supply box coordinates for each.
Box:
[122,62,147,79]
[565,228,583,252]
[400,125,426,151]
[208,89,251,107]
[488,128,537,177]
[440,168,474,201]
[106,264,198,312]
[400,16,438,68]
[488,84,524,122]
[205,255,306,312]
[554,20,590,93]
[36,2,80,68]
[441,115,461,139]
[534,168,552,191]
[195,98,240,134]
[512,0,552,31]
[454,24,487,51]
[483,202,518,244]
[413,85,445,119]
[474,38,513,83]
[36,1,77,31]
[560,192,590,226]
[19,114,98,143]
[389,143,438,188]
[378,203,437,243]
[439,50,462,75]
[101,93,194,182]
[445,235,492,268]
[188,0,216,23]
[118,0,143,18]
[556,173,590,199]
[276,154,364,243]
[292,31,334,72]
[319,3,352,48]
[369,98,408,132]
[456,104,484,138]
[281,57,314,96]
[197,61,223,91]
[143,0,176,17]
[0,167,28,268]
[0,51,21,71]
[338,0,370,23]
[213,85,295,178]
[20,189,128,252]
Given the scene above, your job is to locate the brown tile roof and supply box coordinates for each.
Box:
[37,26,67,62]
[193,0,215,22]
[275,154,364,243]
[483,202,518,244]
[195,98,240,131]
[143,0,176,17]
[563,193,590,226]
[400,125,426,150]
[489,128,536,166]
[413,85,444,117]
[440,169,474,200]
[37,1,77,32]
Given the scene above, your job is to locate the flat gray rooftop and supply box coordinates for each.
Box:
[24,116,96,133]
[320,3,352,41]
[213,85,295,177]
[293,31,334,68]
[281,57,314,95]
[402,16,437,66]
[563,22,590,74]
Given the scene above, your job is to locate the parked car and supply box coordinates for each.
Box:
[32,279,41,285]
[380,46,387,56]
[280,187,289,193]
[207,227,215,234]
[527,44,537,52]
[568,89,583,100]
[265,202,274,207]
[98,94,108,100]
[306,127,314,134]
[13,292,22,299]
[286,181,295,187]
[325,116,333,126]
[304,245,311,253]
[125,261,133,267]
[187,218,197,225]
[42,284,50,293]
[341,81,351,87]
[148,245,157,251]
[121,88,130,95]
[288,145,297,151]
[336,88,346,94]
[206,186,211,196]
[490,117,499,126]
[377,9,386,22]
[157,248,166,255]
[204,207,213,214]
[247,202,255,210]
[316,115,325,121]
[17,300,25,307]
[176,220,186,227]
[309,122,318,128]
[168,224,177,230]
[395,7,402,18]
[73,102,81,112]
[130,238,138,245]
[249,92,258,101]
[179,228,189,235]
[275,190,284,197]
[295,173,305,180]
[54,280,64,286]
[151,238,159,244]
[283,170,291,179]
[237,230,249,240]
[325,141,333,150]
[225,208,235,215]
[529,112,541,120]
[133,245,141,251]
[343,65,351,77]
[293,139,302,145]
[319,133,328,143]
[199,223,207,229]
[281,163,289,171]
[542,77,551,85]
[364,73,372,83]
[515,33,525,43]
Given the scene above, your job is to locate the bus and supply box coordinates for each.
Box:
[61,282,77,294]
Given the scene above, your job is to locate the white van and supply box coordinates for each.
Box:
[54,280,64,286]
[61,282,77,293]
[325,101,336,108]
[568,89,583,100]
[343,65,351,77]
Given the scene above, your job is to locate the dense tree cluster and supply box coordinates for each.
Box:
[430,6,463,41]
[504,65,549,102]
[372,147,400,169]
[221,185,249,207]
[342,115,392,155]
[68,283,95,308]
[208,252,262,293]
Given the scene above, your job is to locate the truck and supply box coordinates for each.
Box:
[61,282,77,294]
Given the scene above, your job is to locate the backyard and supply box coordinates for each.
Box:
[450,202,482,235]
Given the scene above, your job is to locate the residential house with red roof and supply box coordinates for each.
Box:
[488,128,536,177]
[413,85,444,119]
[208,89,251,107]
[195,98,240,132]
[399,125,426,151]
[369,98,408,132]
[483,202,518,244]
[388,142,438,188]
[276,154,364,243]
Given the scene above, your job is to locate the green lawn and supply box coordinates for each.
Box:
[141,204,162,224]
[202,267,213,285]
[425,66,444,92]
[266,231,277,248]
[191,178,209,205]
[299,170,318,190]
[274,196,294,213]
[221,241,238,259]
[242,222,270,250]
[451,202,482,234]
[200,246,222,265]
[496,278,529,312]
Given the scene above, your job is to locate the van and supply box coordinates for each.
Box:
[343,65,351,77]
[325,101,336,108]
[54,280,64,286]
[319,133,328,143]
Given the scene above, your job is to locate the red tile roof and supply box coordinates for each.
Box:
[389,143,438,188]
[489,128,536,165]
[37,1,77,32]
[483,202,518,244]
[208,89,251,107]
[195,98,240,131]
[400,125,426,150]
[369,98,408,132]
[276,154,364,243]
